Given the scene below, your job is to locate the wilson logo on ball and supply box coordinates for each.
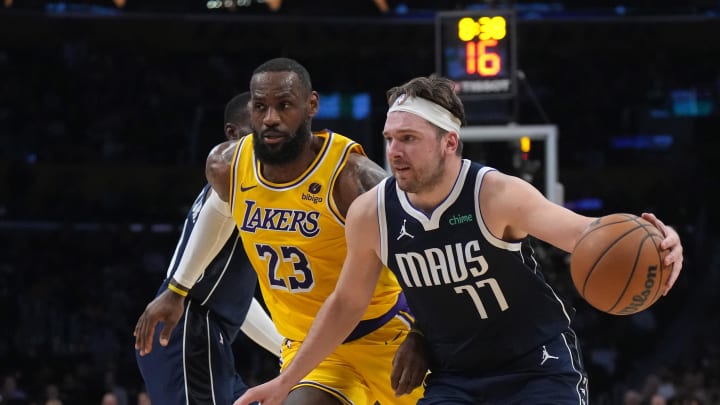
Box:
[617,265,658,315]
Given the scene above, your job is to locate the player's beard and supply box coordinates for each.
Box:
[396,152,446,194]
[253,120,312,165]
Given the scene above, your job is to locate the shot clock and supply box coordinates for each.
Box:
[435,9,517,100]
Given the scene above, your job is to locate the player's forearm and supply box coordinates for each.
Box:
[240,298,284,357]
[172,190,235,289]
[278,292,365,386]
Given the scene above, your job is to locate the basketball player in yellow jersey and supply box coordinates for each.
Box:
[206,57,427,405]
[229,130,407,343]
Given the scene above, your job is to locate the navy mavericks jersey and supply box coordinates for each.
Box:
[378,160,574,374]
[163,183,257,340]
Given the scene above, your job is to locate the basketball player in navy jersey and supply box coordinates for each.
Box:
[235,76,685,405]
[134,92,283,405]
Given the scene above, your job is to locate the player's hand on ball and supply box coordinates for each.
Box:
[641,212,684,295]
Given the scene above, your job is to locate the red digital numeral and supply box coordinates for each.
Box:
[465,39,501,77]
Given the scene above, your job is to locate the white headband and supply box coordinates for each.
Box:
[387,94,462,134]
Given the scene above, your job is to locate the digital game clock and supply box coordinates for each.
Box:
[435,9,517,100]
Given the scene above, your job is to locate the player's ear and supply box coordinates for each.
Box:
[307,91,320,118]
[224,123,237,140]
[445,130,460,154]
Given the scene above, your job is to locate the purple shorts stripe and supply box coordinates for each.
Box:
[344,293,409,343]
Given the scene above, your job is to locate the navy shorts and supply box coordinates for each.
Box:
[136,300,249,405]
[419,331,588,405]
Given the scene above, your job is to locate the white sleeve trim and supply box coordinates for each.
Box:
[171,189,236,288]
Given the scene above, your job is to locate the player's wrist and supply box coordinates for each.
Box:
[168,278,190,297]
[276,370,301,392]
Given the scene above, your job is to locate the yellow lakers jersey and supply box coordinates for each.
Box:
[229,130,402,341]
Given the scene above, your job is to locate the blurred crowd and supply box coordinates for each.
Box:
[0,42,247,166]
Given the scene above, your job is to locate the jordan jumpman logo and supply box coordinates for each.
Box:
[396,219,414,240]
[540,345,559,365]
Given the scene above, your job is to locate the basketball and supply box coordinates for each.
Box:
[570,213,670,316]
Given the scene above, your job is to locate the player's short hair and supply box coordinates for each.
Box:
[252,57,313,95]
[386,76,466,127]
[224,91,251,125]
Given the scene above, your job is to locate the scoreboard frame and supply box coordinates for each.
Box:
[435,9,518,101]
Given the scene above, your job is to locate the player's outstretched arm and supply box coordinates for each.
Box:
[481,172,685,297]
[482,173,685,293]
[234,190,384,405]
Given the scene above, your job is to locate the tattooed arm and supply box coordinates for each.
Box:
[333,152,389,217]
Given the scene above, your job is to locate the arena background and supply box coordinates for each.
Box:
[0,1,718,404]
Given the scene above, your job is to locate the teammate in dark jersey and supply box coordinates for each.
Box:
[134,92,283,405]
[235,76,685,405]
